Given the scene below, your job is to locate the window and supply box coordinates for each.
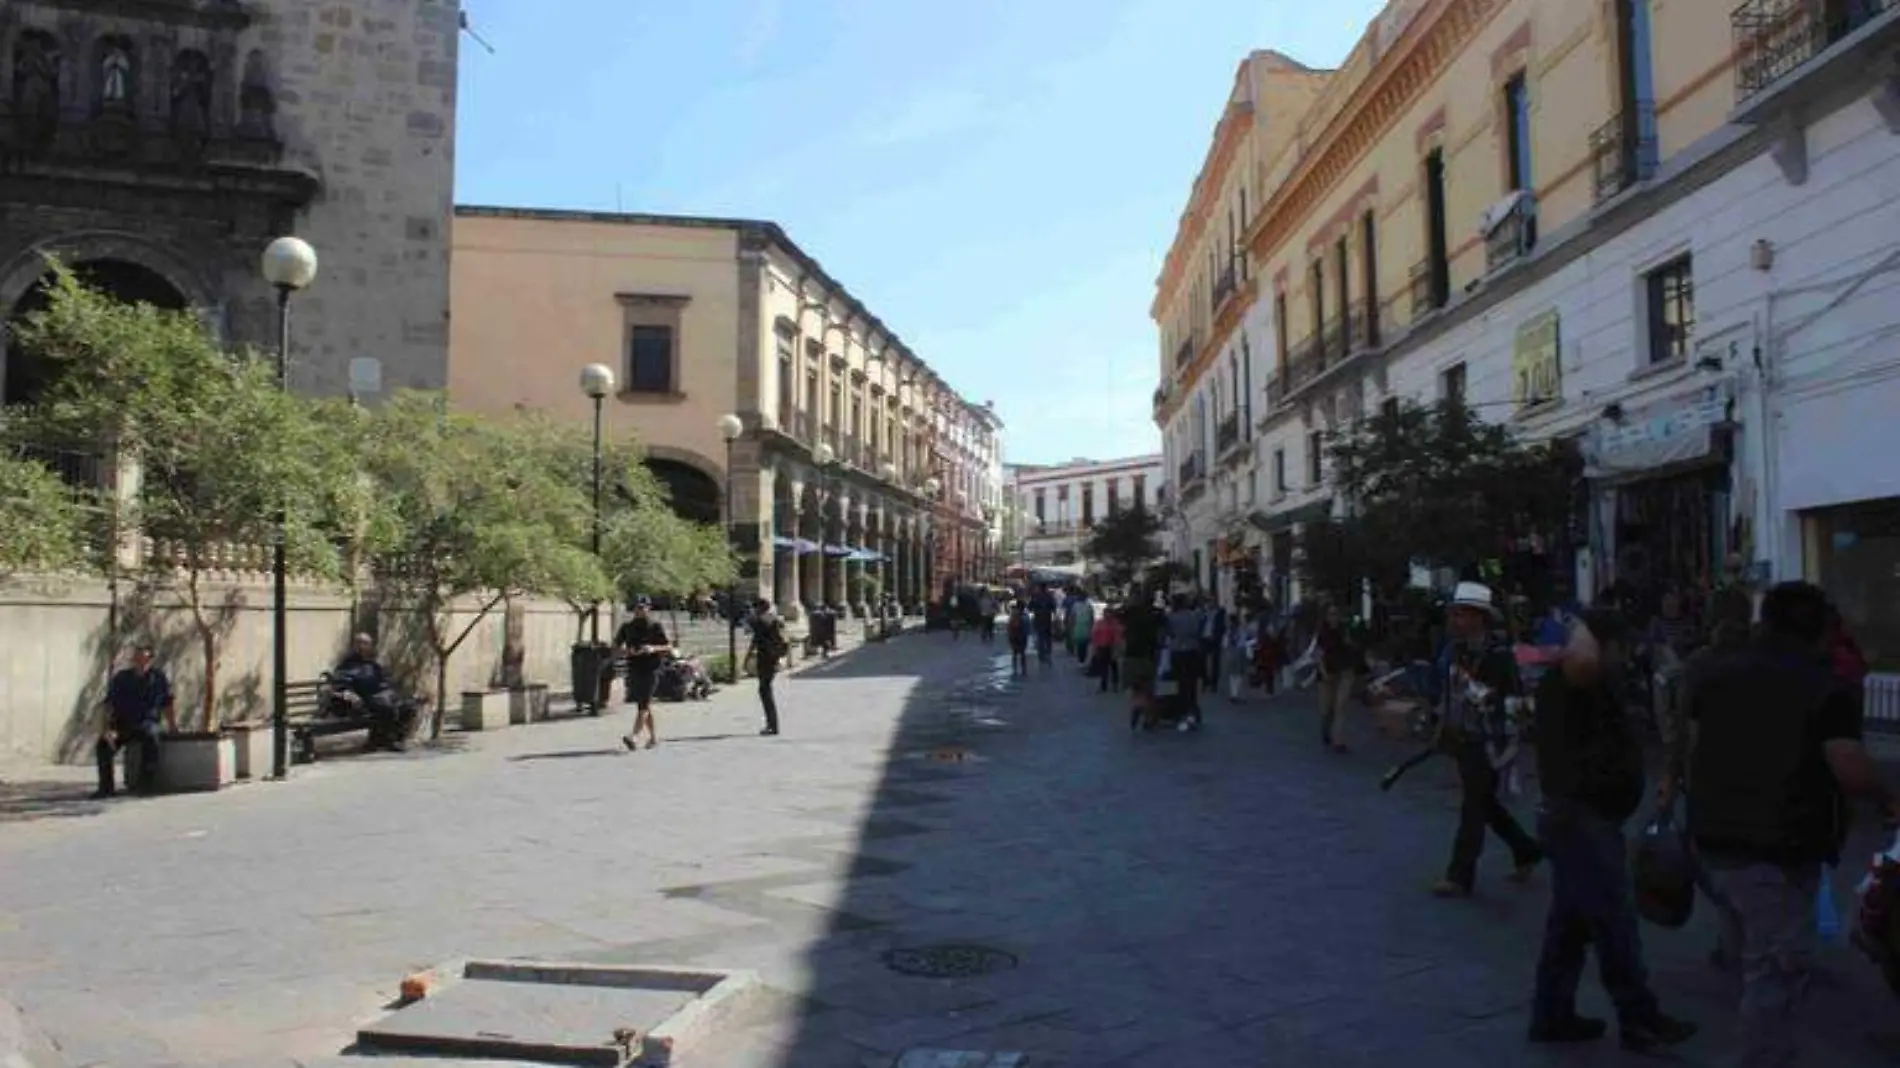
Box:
[1617,0,1656,113]
[1645,255,1696,365]
[1381,395,1401,422]
[1424,149,1450,308]
[617,293,688,397]
[1132,473,1147,507]
[1504,74,1532,192]
[850,395,863,457]
[1033,489,1046,525]
[1057,485,1070,529]
[1306,431,1324,485]
[1107,478,1121,515]
[1273,448,1288,494]
[627,325,674,393]
[776,335,795,429]
[1334,235,1351,353]
[1273,291,1289,373]
[1361,211,1381,347]
[1238,187,1250,279]
[1309,260,1326,355]
[804,371,819,442]
[826,380,842,445]
[1441,361,1468,407]
[1082,484,1095,527]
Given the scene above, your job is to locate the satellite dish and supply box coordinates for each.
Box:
[348,356,383,397]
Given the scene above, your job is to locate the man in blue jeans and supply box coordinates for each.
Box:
[1529,610,1696,1052]
[93,644,177,798]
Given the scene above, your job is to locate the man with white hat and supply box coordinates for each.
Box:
[1429,580,1543,898]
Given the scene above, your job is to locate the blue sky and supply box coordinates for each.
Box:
[454,0,1386,465]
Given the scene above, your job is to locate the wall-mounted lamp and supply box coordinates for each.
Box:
[1750,239,1775,272]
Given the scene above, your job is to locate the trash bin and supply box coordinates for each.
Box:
[570,642,612,716]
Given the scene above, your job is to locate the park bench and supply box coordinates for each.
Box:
[284,675,375,764]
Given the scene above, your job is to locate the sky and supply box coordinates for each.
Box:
[453,0,1388,466]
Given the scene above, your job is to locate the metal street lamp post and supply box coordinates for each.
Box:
[578,363,615,715]
[814,443,839,609]
[260,235,318,781]
[717,413,744,680]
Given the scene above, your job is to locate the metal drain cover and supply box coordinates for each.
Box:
[883,944,1018,978]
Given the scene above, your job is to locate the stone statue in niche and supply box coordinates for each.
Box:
[169,50,212,149]
[100,42,134,108]
[236,50,274,139]
[12,33,61,147]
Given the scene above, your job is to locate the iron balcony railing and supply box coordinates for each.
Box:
[1733,0,1896,100]
[1485,199,1537,272]
[1211,263,1237,316]
[1177,452,1205,489]
[1215,412,1241,455]
[1589,102,1659,203]
[1173,335,1197,369]
[1409,260,1436,319]
[1320,316,1344,366]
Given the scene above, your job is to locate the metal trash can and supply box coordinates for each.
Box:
[570,642,613,717]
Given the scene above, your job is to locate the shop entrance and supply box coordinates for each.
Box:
[1611,466,1725,614]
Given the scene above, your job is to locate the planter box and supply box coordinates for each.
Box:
[508,684,550,725]
[126,732,236,793]
[224,721,273,779]
[460,690,512,732]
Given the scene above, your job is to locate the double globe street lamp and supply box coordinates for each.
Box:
[260,235,318,781]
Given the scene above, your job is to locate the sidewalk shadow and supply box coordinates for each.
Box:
[0,779,107,825]
[507,747,627,763]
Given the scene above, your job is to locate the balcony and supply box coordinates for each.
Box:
[1215,412,1242,457]
[1483,192,1537,272]
[1176,452,1206,495]
[1320,317,1344,367]
[791,411,813,443]
[1211,263,1237,316]
[1173,335,1197,370]
[1733,0,1897,102]
[1409,259,1446,319]
[1591,104,1660,204]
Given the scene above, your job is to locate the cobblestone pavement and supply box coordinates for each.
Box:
[0,632,1896,1068]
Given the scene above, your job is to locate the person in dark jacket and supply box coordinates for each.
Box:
[746,599,789,736]
[1685,582,1899,1068]
[331,632,411,751]
[1529,610,1697,1051]
[93,644,177,798]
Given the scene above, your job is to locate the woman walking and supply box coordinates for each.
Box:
[1090,608,1123,693]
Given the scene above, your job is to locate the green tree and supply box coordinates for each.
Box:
[13,264,353,729]
[360,392,609,736]
[0,451,89,576]
[1084,504,1165,586]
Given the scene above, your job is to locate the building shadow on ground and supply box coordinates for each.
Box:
[0,778,108,826]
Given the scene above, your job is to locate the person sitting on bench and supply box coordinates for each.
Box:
[94,644,177,799]
[331,633,410,752]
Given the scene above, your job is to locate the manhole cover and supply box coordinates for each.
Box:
[883,944,1018,978]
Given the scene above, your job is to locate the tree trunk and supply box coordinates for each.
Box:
[422,602,448,740]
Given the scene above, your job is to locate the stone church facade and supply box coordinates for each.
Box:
[0,0,461,403]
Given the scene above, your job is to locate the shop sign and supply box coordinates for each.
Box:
[1585,382,1733,477]
[1512,310,1561,409]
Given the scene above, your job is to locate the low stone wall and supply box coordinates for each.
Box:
[0,572,591,764]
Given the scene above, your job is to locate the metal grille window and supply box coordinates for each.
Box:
[1645,256,1696,365]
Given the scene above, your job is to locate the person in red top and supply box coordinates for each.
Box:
[1827,605,1869,686]
[1090,609,1124,693]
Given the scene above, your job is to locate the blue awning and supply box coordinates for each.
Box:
[772,535,795,549]
[780,537,818,554]
[823,543,853,557]
[845,548,882,563]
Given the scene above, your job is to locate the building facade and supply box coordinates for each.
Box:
[1154,0,1900,668]
[1006,454,1165,573]
[449,207,999,612]
[0,0,461,406]
[1151,50,1331,604]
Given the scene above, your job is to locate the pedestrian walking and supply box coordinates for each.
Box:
[1006,601,1030,677]
[1069,591,1095,666]
[1202,601,1227,694]
[1030,586,1056,667]
[615,596,671,751]
[92,644,177,799]
[1430,581,1543,898]
[1528,609,1698,1051]
[1119,590,1165,727]
[745,598,789,736]
[1682,582,1899,1068]
[1224,609,1254,702]
[1314,605,1358,752]
[1164,594,1204,727]
[1089,607,1122,693]
[978,591,999,643]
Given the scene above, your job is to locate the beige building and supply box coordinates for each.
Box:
[450,206,997,611]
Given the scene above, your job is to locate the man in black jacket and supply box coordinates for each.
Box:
[747,599,789,737]
[1529,608,1697,1051]
[1686,582,1898,1068]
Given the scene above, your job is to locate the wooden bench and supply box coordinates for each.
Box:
[284,676,376,764]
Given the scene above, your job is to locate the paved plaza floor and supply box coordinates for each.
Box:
[2,633,1897,1067]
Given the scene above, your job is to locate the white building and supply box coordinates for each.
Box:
[1247,6,1900,678]
[1007,455,1165,573]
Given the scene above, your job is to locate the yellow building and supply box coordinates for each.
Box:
[450,207,998,612]
[1155,0,1898,612]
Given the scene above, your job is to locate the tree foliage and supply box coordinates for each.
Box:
[359,393,610,734]
[12,264,353,728]
[0,452,88,576]
[1084,505,1165,586]
[1296,398,1580,607]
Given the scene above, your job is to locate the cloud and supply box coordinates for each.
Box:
[735,0,783,66]
[862,89,993,147]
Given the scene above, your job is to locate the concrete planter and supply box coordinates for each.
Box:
[460,690,512,732]
[223,721,273,779]
[508,684,550,725]
[126,732,235,793]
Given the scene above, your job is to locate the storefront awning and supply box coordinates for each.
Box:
[1245,496,1334,534]
[1583,382,1733,481]
[773,536,820,554]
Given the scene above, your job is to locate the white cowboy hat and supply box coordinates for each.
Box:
[1448,581,1501,618]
